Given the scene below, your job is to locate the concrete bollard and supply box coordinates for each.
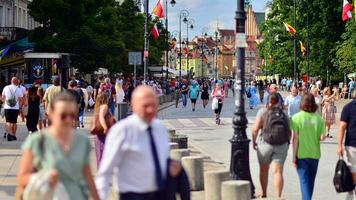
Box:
[221,180,250,200]
[182,156,204,191]
[169,142,179,150]
[204,170,230,200]
[170,149,190,161]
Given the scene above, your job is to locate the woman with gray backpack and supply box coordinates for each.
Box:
[252,93,291,198]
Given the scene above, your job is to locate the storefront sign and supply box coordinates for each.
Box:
[32,65,44,79]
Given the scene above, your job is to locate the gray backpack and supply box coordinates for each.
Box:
[262,108,289,145]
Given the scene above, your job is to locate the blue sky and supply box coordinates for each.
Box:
[149,0,269,38]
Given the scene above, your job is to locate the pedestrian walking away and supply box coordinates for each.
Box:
[348,79,355,99]
[322,87,338,138]
[258,80,265,103]
[43,77,63,126]
[211,83,225,125]
[90,93,116,167]
[16,91,100,200]
[247,81,260,110]
[25,87,40,134]
[338,99,356,200]
[265,84,284,110]
[188,81,200,112]
[1,77,24,141]
[95,86,190,200]
[284,86,302,118]
[252,93,291,199]
[291,94,326,200]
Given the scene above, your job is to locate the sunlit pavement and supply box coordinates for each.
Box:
[158,91,351,200]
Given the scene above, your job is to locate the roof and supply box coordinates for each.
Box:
[218,29,235,37]
[254,12,265,26]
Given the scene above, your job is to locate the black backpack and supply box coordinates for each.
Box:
[262,108,289,145]
[333,158,355,193]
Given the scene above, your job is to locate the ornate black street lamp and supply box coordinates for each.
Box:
[230,0,255,197]
[164,0,177,93]
[179,10,189,81]
[184,18,194,80]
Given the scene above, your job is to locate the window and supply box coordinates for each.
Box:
[18,8,21,27]
[0,6,3,26]
[7,7,11,26]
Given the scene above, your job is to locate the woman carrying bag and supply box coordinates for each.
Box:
[16,92,100,200]
[90,93,116,167]
[211,83,225,125]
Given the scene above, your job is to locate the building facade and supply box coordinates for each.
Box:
[0,0,39,83]
[215,5,265,80]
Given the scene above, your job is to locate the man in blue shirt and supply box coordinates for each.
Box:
[284,86,302,118]
[188,82,200,112]
[338,99,356,200]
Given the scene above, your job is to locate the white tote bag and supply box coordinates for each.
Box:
[23,170,70,200]
[211,98,219,110]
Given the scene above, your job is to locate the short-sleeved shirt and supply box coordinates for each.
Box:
[189,86,200,99]
[180,83,188,94]
[22,130,91,200]
[2,84,24,110]
[291,111,326,159]
[43,85,62,112]
[341,100,356,147]
[284,95,302,117]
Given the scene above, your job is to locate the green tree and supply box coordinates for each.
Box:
[258,0,345,81]
[332,21,356,74]
[28,0,166,74]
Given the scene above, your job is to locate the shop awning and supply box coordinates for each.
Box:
[0,55,25,68]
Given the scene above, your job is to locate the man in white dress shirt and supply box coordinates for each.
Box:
[96,86,180,200]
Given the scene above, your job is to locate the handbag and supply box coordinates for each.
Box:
[333,158,355,193]
[211,98,219,110]
[88,98,95,107]
[15,133,70,200]
[90,112,116,135]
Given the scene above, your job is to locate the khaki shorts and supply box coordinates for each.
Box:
[256,135,289,165]
[345,146,356,173]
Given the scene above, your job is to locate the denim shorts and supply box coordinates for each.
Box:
[256,135,289,165]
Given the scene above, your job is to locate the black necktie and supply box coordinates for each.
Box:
[147,126,164,191]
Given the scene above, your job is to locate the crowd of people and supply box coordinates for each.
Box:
[0,73,355,200]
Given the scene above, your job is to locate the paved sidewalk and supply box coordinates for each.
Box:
[0,100,180,200]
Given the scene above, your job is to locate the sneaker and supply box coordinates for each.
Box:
[3,132,7,138]
[345,194,354,200]
[192,108,195,112]
[13,135,17,141]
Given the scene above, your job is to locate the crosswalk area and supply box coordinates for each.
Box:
[161,117,256,130]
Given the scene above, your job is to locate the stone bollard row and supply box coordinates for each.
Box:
[221,180,251,200]
[204,170,230,200]
[170,149,190,162]
[182,156,204,191]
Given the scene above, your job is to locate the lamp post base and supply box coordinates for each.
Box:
[230,113,255,197]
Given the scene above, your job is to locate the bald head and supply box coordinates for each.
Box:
[270,84,278,93]
[131,86,158,123]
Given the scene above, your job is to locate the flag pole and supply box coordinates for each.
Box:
[293,0,297,86]
[306,0,310,86]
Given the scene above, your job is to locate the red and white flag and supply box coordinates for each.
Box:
[152,0,164,19]
[151,24,159,40]
[342,0,353,21]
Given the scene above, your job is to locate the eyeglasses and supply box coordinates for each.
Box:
[60,112,76,121]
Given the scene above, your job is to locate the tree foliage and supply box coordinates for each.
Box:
[332,21,356,74]
[258,0,345,81]
[28,0,166,74]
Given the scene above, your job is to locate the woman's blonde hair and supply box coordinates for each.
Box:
[323,88,330,96]
[94,93,109,114]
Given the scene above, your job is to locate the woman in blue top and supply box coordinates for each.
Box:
[189,82,200,112]
[247,81,260,109]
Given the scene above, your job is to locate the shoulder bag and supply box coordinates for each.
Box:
[90,112,116,135]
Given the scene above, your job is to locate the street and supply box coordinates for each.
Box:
[158,92,348,200]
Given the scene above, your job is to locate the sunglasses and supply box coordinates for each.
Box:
[60,112,76,121]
